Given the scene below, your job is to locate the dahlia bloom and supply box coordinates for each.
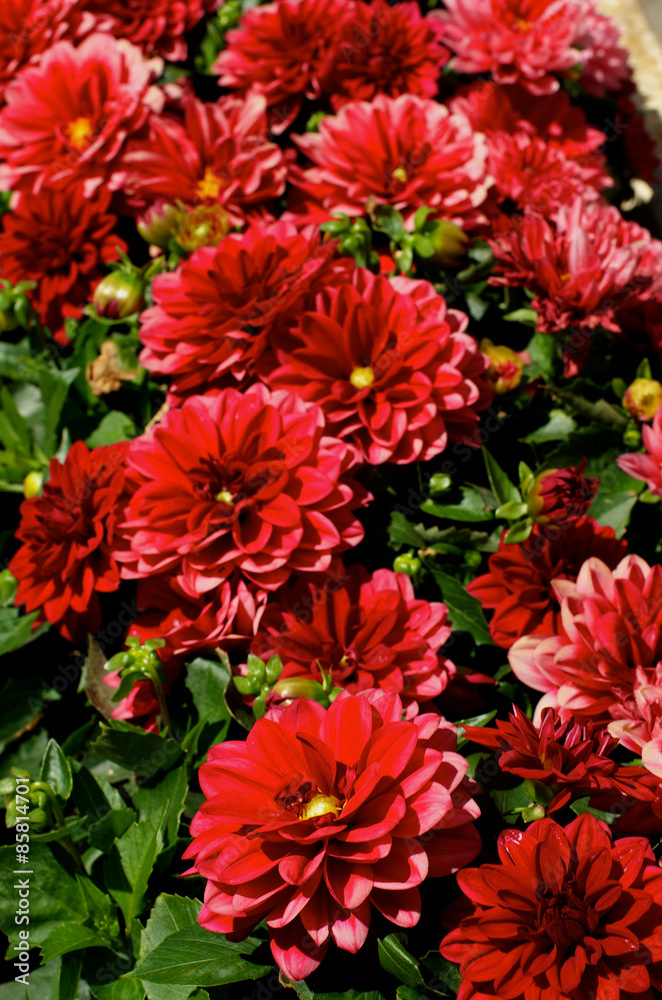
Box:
[0,33,163,196]
[463,705,647,813]
[526,465,599,526]
[325,0,448,110]
[433,0,582,96]
[466,519,627,649]
[117,385,370,595]
[608,665,662,779]
[70,0,220,60]
[509,555,662,725]
[249,564,455,714]
[0,0,78,106]
[138,222,352,399]
[122,95,290,225]
[441,813,662,1000]
[618,408,662,497]
[184,691,481,980]
[571,3,631,98]
[288,94,490,229]
[213,0,344,134]
[267,269,493,464]
[0,184,126,338]
[9,441,128,643]
[490,198,662,371]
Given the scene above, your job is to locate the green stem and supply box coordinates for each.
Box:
[30,781,85,872]
[145,663,173,739]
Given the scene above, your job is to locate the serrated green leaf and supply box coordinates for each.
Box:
[40,923,108,962]
[131,765,187,847]
[139,895,202,1000]
[37,368,79,457]
[88,808,137,853]
[0,844,87,947]
[0,607,49,658]
[90,723,182,779]
[427,568,493,646]
[377,934,425,988]
[125,928,271,986]
[422,951,462,994]
[105,818,165,926]
[39,739,73,801]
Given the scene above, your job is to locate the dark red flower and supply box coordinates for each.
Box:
[466,519,627,649]
[0,33,163,196]
[184,691,481,980]
[10,441,128,642]
[325,0,448,110]
[266,269,493,464]
[441,813,662,1000]
[138,221,352,399]
[213,0,345,134]
[463,705,647,813]
[287,93,490,229]
[0,184,126,338]
[117,384,370,594]
[0,0,77,106]
[250,564,455,715]
[70,0,220,60]
[122,94,291,225]
[526,465,599,526]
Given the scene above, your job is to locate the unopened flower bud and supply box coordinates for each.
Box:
[623,377,662,422]
[480,338,524,394]
[268,677,330,706]
[137,201,184,248]
[525,465,598,526]
[23,471,43,498]
[393,552,422,578]
[426,219,471,268]
[93,271,145,320]
[173,204,230,252]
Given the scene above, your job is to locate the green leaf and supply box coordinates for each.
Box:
[86,411,137,448]
[372,205,405,240]
[88,808,137,853]
[494,500,528,520]
[427,568,493,646]
[420,487,493,523]
[377,934,425,988]
[39,739,73,801]
[0,677,50,755]
[89,983,147,1000]
[30,815,89,843]
[185,657,231,721]
[139,895,202,1000]
[40,922,109,962]
[125,928,271,986]
[0,606,49,658]
[388,511,426,549]
[525,331,555,375]
[504,517,534,544]
[131,765,187,847]
[482,448,521,506]
[489,780,530,819]
[90,721,182,778]
[636,357,653,379]
[36,368,79,457]
[105,817,165,926]
[422,951,462,994]
[570,796,620,824]
[396,988,425,1000]
[502,307,537,325]
[0,844,87,947]
[465,291,489,322]
[523,409,577,444]
[455,711,497,749]
[589,486,638,538]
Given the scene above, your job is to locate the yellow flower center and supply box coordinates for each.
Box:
[515,18,533,30]
[214,489,234,505]
[65,116,94,150]
[391,166,408,183]
[349,366,375,389]
[300,794,342,822]
[196,167,224,201]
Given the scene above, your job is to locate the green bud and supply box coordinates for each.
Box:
[393,552,422,578]
[93,271,145,320]
[464,550,483,569]
[623,422,642,449]
[269,677,330,705]
[428,473,452,494]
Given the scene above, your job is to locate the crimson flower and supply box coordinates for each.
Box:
[10,441,128,642]
[466,519,627,649]
[138,221,352,399]
[267,268,492,464]
[250,564,455,714]
[325,0,448,110]
[213,0,344,134]
[509,555,662,726]
[463,705,647,813]
[71,0,220,60]
[571,4,631,98]
[184,691,481,980]
[0,184,126,338]
[526,465,599,527]
[0,33,163,196]
[433,0,582,96]
[116,385,370,595]
[0,0,77,106]
[618,408,662,498]
[607,665,662,779]
[441,813,662,1000]
[287,93,490,228]
[122,94,291,226]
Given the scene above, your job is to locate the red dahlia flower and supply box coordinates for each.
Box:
[466,519,627,649]
[117,385,370,595]
[138,222,352,399]
[0,0,77,106]
[122,94,290,226]
[463,705,647,813]
[0,33,163,196]
[10,441,128,642]
[571,3,631,98]
[607,665,662,779]
[441,813,662,1000]
[526,465,599,526]
[509,555,662,726]
[70,0,220,60]
[0,184,126,339]
[213,0,344,134]
[249,564,455,715]
[325,0,448,110]
[287,93,490,229]
[432,0,582,96]
[618,408,662,498]
[184,691,481,980]
[267,269,492,464]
